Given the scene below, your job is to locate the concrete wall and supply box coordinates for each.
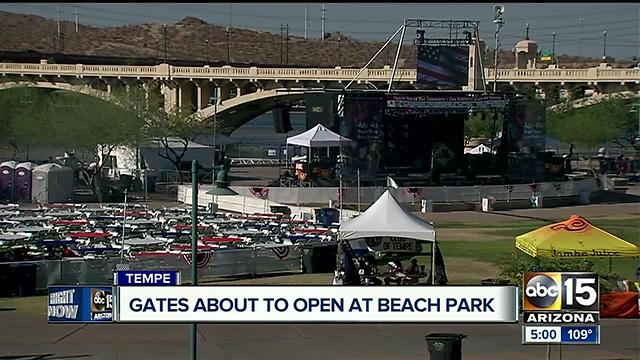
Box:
[177,178,599,217]
[226,178,599,206]
[177,185,360,221]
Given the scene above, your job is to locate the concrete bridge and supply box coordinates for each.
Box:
[1,61,638,132]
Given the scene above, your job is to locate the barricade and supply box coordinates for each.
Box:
[0,244,303,292]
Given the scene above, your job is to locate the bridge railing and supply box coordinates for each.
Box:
[1,62,638,83]
[485,68,639,82]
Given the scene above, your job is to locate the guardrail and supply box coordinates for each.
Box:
[230,158,283,166]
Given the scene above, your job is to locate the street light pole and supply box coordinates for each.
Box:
[552,32,556,64]
[190,160,199,360]
[602,31,607,62]
[493,5,505,92]
[226,27,231,64]
[212,94,218,189]
[578,18,583,57]
[204,39,209,64]
[121,189,127,262]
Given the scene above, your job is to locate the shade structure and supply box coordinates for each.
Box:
[340,190,436,251]
[464,144,495,154]
[338,190,440,285]
[286,124,352,148]
[516,215,639,258]
[205,186,238,196]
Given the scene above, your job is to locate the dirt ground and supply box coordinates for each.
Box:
[415,202,640,224]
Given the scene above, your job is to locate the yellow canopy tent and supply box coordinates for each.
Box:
[516,215,639,258]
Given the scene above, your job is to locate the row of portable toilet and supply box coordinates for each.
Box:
[0,161,74,203]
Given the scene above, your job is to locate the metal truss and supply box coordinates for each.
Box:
[404,19,480,30]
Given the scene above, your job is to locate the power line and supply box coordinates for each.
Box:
[7,3,637,40]
[498,18,639,38]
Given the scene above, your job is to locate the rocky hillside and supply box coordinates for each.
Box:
[0,11,633,69]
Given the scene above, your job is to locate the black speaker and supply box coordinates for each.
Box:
[213,149,225,165]
[305,93,338,131]
[274,106,292,133]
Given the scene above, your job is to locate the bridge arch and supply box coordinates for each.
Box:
[0,81,113,102]
[196,88,305,133]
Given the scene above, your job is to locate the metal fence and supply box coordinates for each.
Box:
[1,245,303,291]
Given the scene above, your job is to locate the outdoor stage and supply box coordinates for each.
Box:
[280,89,551,190]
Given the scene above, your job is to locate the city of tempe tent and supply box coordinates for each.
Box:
[515,215,639,258]
[339,190,438,281]
[286,124,352,148]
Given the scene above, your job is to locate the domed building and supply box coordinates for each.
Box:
[513,25,538,69]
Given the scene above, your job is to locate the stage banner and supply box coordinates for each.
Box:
[509,100,546,152]
[523,101,546,150]
[417,45,470,88]
[344,95,385,176]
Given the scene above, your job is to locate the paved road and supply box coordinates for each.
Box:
[0,312,637,359]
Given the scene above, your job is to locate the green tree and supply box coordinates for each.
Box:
[0,87,49,159]
[547,97,636,147]
[464,112,494,146]
[42,90,145,201]
[107,85,213,184]
[145,105,210,183]
[1,87,146,201]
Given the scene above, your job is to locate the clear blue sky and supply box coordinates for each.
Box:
[1,2,638,59]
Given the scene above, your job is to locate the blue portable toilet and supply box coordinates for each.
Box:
[15,162,34,202]
[0,161,17,201]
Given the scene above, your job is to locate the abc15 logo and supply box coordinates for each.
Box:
[523,272,599,311]
[91,288,113,313]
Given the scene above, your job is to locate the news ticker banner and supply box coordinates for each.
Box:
[48,286,113,323]
[114,286,519,323]
[522,272,600,345]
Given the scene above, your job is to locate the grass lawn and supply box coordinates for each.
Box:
[0,295,46,314]
[2,215,637,315]
[434,215,640,280]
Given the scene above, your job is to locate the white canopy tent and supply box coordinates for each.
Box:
[339,189,437,283]
[286,124,352,148]
[464,144,495,155]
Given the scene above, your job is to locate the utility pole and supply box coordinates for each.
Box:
[226,27,230,64]
[57,5,61,38]
[286,24,289,65]
[321,3,326,40]
[338,37,342,66]
[205,39,209,63]
[602,30,607,62]
[280,24,284,64]
[74,4,79,33]
[304,6,308,39]
[163,24,168,62]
